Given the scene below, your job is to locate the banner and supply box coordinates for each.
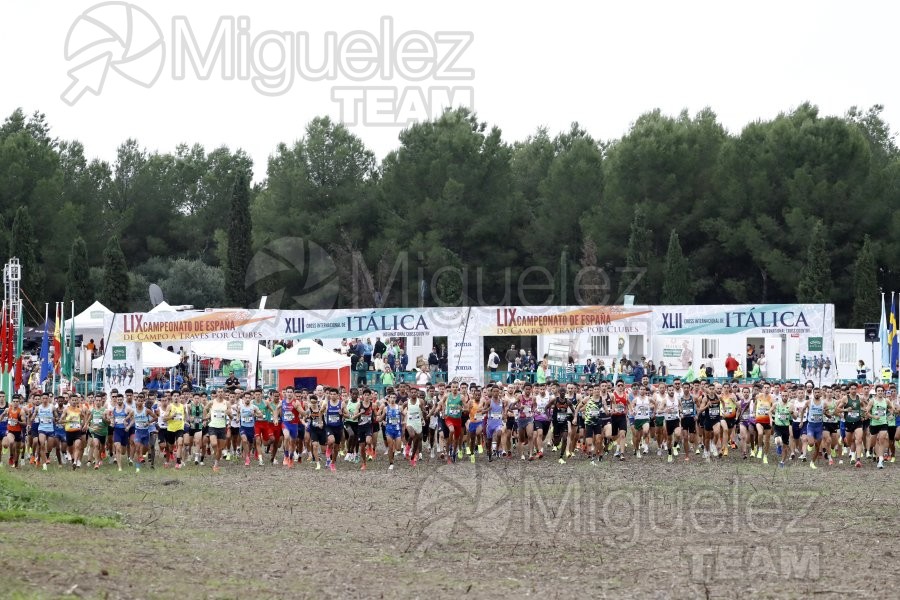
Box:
[101,342,141,393]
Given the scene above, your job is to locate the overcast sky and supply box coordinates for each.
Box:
[2,0,897,180]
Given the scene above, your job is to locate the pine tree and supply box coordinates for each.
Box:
[577,236,606,305]
[225,171,253,307]
[618,205,652,303]
[101,236,129,313]
[796,221,832,303]
[851,235,879,327]
[64,237,93,312]
[9,206,45,304]
[661,229,694,304]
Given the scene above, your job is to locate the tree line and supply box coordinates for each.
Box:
[0,103,896,327]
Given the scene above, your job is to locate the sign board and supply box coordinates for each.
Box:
[112,346,127,360]
[808,337,823,352]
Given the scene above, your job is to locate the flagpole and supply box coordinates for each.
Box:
[43,303,47,395]
[52,302,58,397]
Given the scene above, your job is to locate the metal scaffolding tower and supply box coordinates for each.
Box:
[3,257,22,327]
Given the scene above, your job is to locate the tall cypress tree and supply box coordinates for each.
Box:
[661,229,694,304]
[9,205,45,305]
[101,236,129,313]
[796,221,832,303]
[851,235,879,327]
[64,237,93,312]
[226,171,253,307]
[618,204,652,303]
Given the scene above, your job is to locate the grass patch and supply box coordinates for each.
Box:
[0,470,120,528]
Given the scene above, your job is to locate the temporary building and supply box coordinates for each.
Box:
[190,339,272,388]
[261,339,351,390]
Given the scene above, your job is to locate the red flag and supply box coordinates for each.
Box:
[14,355,22,390]
[0,305,6,372]
[5,317,13,377]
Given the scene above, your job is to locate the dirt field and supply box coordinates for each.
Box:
[1,452,898,599]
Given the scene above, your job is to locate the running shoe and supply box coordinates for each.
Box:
[855,460,862,468]
[667,455,673,463]
[330,461,336,472]
[466,446,472,456]
[810,462,817,470]
[245,456,251,467]
[779,461,784,468]
[478,444,484,454]
[43,463,48,471]
[258,456,263,466]
[411,457,417,467]
[537,451,544,459]
[590,459,597,466]
[828,458,834,466]
[470,455,476,464]
[558,458,566,465]
[316,461,322,471]
[176,463,183,470]
[763,455,768,465]
[360,461,366,471]
[135,466,141,473]
[389,464,394,471]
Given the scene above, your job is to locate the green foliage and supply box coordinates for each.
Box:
[64,237,93,312]
[0,470,120,527]
[619,204,653,303]
[661,230,694,304]
[101,235,129,313]
[851,235,879,328]
[226,170,253,307]
[796,221,832,303]
[1,104,899,326]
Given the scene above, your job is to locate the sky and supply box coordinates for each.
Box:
[1,0,898,181]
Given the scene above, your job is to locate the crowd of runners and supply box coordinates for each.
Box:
[1,377,899,472]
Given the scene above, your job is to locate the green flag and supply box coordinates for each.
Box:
[64,304,76,379]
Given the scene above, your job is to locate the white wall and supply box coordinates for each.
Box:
[834,328,883,380]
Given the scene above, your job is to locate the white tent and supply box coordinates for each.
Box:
[191,340,272,388]
[64,301,112,336]
[261,340,351,370]
[148,301,175,313]
[92,343,181,369]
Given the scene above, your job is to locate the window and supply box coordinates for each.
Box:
[838,343,856,364]
[591,336,609,357]
[701,338,718,359]
[411,336,422,348]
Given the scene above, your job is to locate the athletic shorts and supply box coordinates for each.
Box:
[113,428,129,446]
[576,415,585,429]
[230,426,240,437]
[665,419,680,436]
[90,432,106,443]
[862,419,870,432]
[326,425,343,443]
[724,418,737,429]
[189,427,205,437]
[208,427,227,440]
[128,426,135,438]
[254,421,267,439]
[468,419,483,434]
[282,423,299,440]
[680,416,696,434]
[385,426,402,440]
[407,421,422,435]
[345,421,359,439]
[634,419,650,430]
[535,420,550,436]
[756,422,772,431]
[824,422,838,434]
[889,425,897,441]
[654,416,665,427]
[135,429,150,447]
[806,422,824,440]
[506,416,517,432]
[55,428,67,443]
[704,416,720,431]
[309,426,326,446]
[869,423,887,435]
[165,429,182,445]
[845,421,861,433]
[487,422,503,440]
[445,417,462,434]
[791,422,804,440]
[611,415,628,436]
[585,423,604,438]
[7,430,23,443]
[240,426,255,443]
[65,431,82,446]
[773,424,790,445]
[516,417,533,431]
[357,423,373,440]
[0,423,6,437]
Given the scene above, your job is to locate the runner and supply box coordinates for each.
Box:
[356,389,376,471]
[551,392,574,464]
[841,382,865,468]
[132,394,156,472]
[381,392,404,471]
[1,394,24,468]
[610,381,630,461]
[806,388,826,470]
[111,393,133,472]
[344,390,360,464]
[87,395,110,470]
[465,387,486,463]
[679,384,698,461]
[662,386,681,463]
[754,384,774,465]
[279,386,303,468]
[239,394,264,467]
[632,386,653,459]
[34,394,58,470]
[771,391,792,468]
[205,391,230,472]
[866,385,891,470]
[324,388,344,472]
[442,382,464,464]
[62,395,86,470]
[579,384,607,465]
[485,385,506,462]
[405,390,424,467]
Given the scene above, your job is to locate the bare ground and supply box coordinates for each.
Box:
[1,450,899,599]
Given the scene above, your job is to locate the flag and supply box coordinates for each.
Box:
[881,293,890,370]
[63,302,75,379]
[53,303,61,374]
[39,313,50,383]
[891,293,899,375]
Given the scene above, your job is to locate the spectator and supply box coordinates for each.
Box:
[698,364,707,380]
[439,344,448,374]
[399,349,409,372]
[487,347,500,373]
[857,360,868,382]
[505,344,518,372]
[725,353,739,379]
[632,360,644,382]
[584,358,597,383]
[823,355,831,377]
[356,358,368,387]
[416,367,430,386]
[386,341,397,370]
[758,352,768,378]
[750,360,761,379]
[597,360,607,379]
[381,365,395,386]
[363,338,373,364]
[536,359,548,384]
[225,372,240,389]
[705,354,714,378]
[86,338,96,356]
[565,356,575,381]
[373,353,385,372]
[374,337,387,359]
[658,361,667,378]
[428,347,440,382]
[685,361,696,382]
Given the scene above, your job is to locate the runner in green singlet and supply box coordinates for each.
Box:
[841,383,864,468]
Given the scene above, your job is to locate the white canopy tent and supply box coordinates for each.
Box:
[63,300,113,336]
[190,340,272,388]
[261,340,351,370]
[92,343,181,369]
